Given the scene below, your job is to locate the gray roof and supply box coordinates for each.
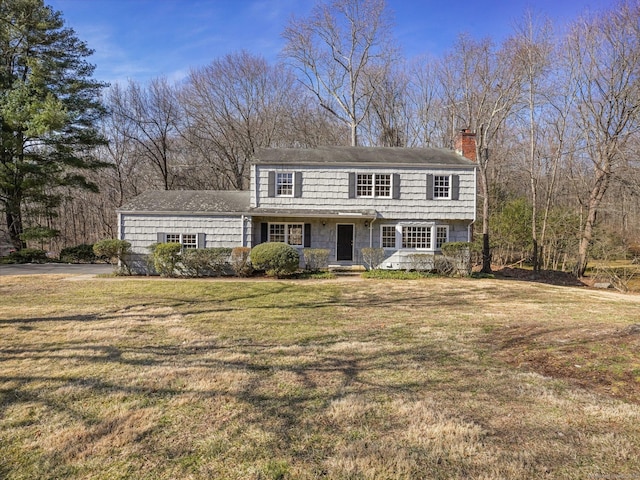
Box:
[254,146,476,167]
[118,190,250,213]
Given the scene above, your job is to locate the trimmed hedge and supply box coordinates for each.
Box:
[181,248,232,277]
[8,248,48,264]
[250,242,299,277]
[94,239,133,274]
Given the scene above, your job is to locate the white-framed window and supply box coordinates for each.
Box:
[276,172,294,196]
[357,173,391,198]
[269,223,304,246]
[402,226,431,249]
[164,233,198,249]
[381,225,397,248]
[433,175,450,198]
[435,226,449,249]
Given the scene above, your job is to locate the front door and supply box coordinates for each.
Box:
[336,224,354,261]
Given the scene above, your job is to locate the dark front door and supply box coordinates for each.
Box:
[336,224,354,261]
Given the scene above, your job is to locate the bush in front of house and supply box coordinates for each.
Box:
[148,242,183,277]
[230,247,253,277]
[361,247,385,270]
[303,248,330,271]
[250,242,299,277]
[181,248,232,277]
[407,253,434,272]
[441,241,472,276]
[8,248,48,264]
[60,244,97,263]
[94,239,133,274]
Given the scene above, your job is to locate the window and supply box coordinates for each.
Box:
[435,226,448,249]
[381,225,396,248]
[182,234,197,249]
[357,173,391,198]
[276,172,293,196]
[402,226,431,249]
[269,223,304,246]
[356,174,373,197]
[164,233,199,249]
[433,175,450,198]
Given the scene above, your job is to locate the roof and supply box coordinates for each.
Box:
[118,190,250,214]
[254,146,476,167]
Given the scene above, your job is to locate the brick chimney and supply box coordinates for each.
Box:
[454,129,476,161]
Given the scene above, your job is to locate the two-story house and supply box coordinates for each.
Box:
[117,140,477,272]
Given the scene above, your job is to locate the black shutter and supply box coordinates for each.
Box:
[348,172,356,198]
[426,174,434,200]
[392,173,400,199]
[268,171,275,197]
[304,223,311,247]
[261,223,268,243]
[294,172,303,198]
[157,232,165,243]
[197,233,205,248]
[451,175,460,200]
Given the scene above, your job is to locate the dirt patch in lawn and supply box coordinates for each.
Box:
[490,321,640,404]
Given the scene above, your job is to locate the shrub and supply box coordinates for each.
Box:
[303,248,330,271]
[250,242,299,277]
[60,244,97,263]
[8,248,48,264]
[230,247,253,277]
[181,248,232,277]
[434,255,455,276]
[94,239,133,274]
[149,242,182,277]
[441,241,472,276]
[407,253,434,271]
[361,247,385,270]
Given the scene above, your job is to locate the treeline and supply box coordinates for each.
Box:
[11,0,640,274]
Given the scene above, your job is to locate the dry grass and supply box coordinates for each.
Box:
[1,275,640,479]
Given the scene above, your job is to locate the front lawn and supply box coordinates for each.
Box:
[1,275,639,479]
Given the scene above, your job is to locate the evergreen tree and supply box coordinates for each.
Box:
[0,0,107,248]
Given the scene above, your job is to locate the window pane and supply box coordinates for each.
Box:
[434,175,450,198]
[276,173,293,196]
[382,226,396,248]
[375,174,391,197]
[269,224,285,242]
[288,224,303,245]
[356,174,373,197]
[402,226,430,249]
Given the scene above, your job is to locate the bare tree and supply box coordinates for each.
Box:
[180,51,302,190]
[439,34,524,273]
[282,0,397,146]
[564,1,640,276]
[108,78,182,191]
[511,11,554,271]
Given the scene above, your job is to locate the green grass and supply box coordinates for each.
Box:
[1,275,640,479]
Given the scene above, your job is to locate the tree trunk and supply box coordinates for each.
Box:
[575,169,609,277]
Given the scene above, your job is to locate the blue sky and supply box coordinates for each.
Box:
[47,0,616,86]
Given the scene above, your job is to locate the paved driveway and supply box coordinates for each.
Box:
[0,263,114,276]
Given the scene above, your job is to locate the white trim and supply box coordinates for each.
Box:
[433,174,452,199]
[356,172,392,198]
[267,222,304,246]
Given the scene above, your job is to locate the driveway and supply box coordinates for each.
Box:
[0,263,114,276]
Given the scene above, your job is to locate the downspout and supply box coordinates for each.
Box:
[369,216,377,248]
[241,214,246,247]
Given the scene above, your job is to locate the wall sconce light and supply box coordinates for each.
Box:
[364,221,369,228]
[322,220,326,226]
